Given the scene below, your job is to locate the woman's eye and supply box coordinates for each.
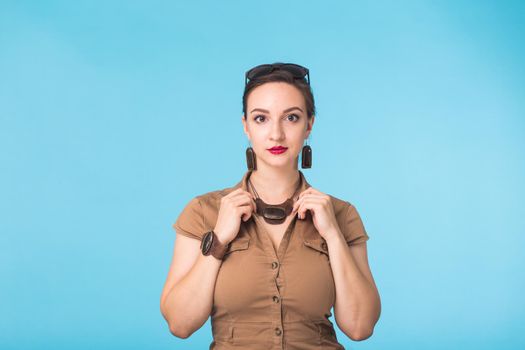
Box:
[254,114,299,123]
[287,114,299,122]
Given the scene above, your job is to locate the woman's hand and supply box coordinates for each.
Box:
[214,188,256,245]
[292,187,340,240]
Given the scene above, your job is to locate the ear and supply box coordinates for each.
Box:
[305,115,315,138]
[241,114,250,139]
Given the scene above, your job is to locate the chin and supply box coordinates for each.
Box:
[266,158,293,168]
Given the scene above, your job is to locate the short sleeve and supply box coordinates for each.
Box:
[342,202,369,246]
[172,196,205,241]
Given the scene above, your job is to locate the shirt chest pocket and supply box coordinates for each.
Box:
[224,236,250,257]
[297,238,337,311]
[303,238,329,257]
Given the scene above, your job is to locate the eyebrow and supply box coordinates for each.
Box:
[250,106,304,114]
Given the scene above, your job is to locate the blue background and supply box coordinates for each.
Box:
[1,1,524,349]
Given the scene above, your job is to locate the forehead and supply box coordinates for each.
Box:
[247,82,305,110]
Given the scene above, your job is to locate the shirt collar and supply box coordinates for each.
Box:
[232,169,311,198]
[230,169,322,247]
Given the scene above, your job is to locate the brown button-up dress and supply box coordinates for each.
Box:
[173,170,369,350]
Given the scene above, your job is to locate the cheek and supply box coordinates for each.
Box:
[252,132,266,144]
[289,129,306,145]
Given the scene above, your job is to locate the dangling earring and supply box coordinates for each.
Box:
[246,141,257,170]
[301,138,312,169]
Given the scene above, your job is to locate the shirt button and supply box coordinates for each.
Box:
[275,327,282,336]
[272,261,279,269]
[273,295,280,303]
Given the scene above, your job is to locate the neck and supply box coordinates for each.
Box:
[248,162,301,204]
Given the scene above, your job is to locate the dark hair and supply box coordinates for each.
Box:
[242,68,316,120]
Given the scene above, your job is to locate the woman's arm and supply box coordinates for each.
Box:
[293,189,381,340]
[161,189,255,338]
[326,231,381,341]
[160,234,223,338]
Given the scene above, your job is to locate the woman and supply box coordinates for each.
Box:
[160,62,381,349]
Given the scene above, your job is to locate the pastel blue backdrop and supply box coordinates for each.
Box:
[1,1,524,349]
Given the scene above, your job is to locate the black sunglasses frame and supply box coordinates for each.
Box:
[245,63,310,86]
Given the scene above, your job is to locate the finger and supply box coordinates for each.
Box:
[297,198,323,219]
[225,189,255,203]
[292,197,303,214]
[222,191,245,204]
[294,199,308,219]
[243,193,257,214]
[243,191,256,210]
[299,188,325,201]
[230,195,255,211]
[229,189,253,201]
[293,193,324,213]
[296,201,309,219]
[240,192,256,212]
[227,187,245,197]
[239,205,254,222]
[298,188,314,200]
[243,190,255,200]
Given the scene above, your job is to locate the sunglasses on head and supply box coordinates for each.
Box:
[245,63,310,86]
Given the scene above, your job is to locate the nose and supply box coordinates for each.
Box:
[270,120,285,141]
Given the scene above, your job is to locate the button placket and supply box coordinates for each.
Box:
[271,259,284,347]
[273,280,284,346]
[272,319,284,346]
[253,211,299,349]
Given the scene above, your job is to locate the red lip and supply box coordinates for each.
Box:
[268,147,288,155]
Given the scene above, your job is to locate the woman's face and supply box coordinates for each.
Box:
[242,82,314,170]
